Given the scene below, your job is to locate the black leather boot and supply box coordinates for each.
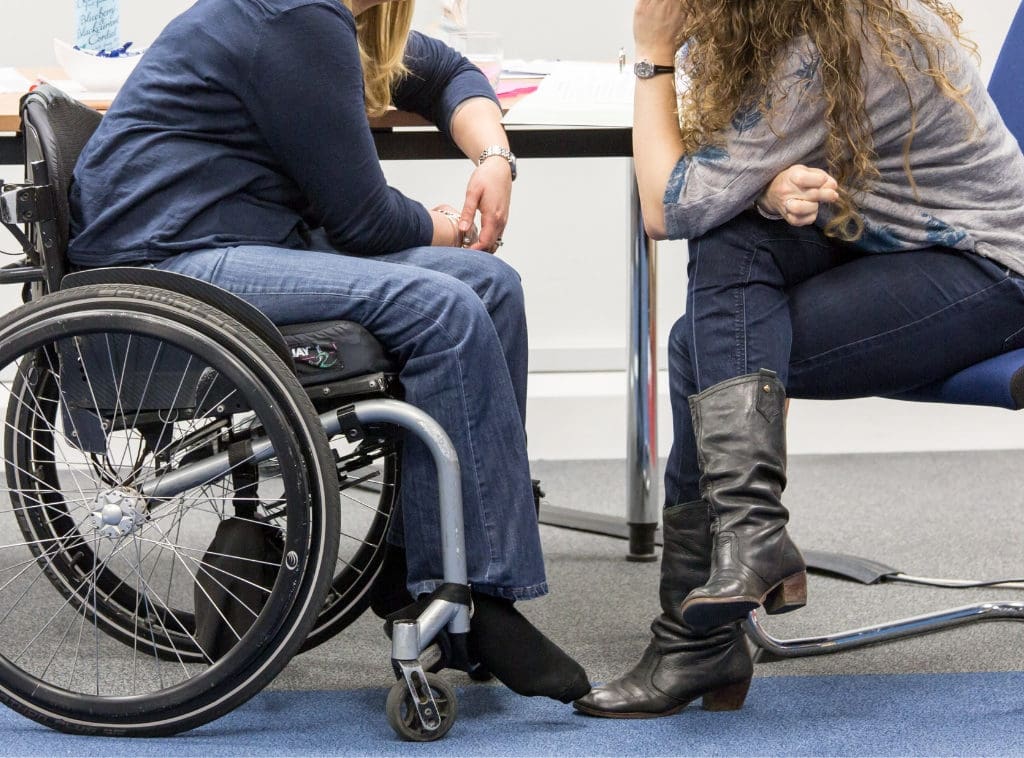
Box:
[680,370,806,630]
[573,501,752,718]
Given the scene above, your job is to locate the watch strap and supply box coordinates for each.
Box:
[478,145,517,181]
[634,60,675,79]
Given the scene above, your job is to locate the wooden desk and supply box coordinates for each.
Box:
[0,81,659,561]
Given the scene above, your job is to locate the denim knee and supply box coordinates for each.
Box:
[431,276,498,336]
[691,210,770,250]
[687,211,783,285]
[474,253,525,317]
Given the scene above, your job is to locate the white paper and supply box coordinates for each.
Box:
[502,62,634,127]
[501,58,557,77]
[0,68,31,94]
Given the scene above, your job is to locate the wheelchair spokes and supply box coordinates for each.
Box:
[299,433,399,650]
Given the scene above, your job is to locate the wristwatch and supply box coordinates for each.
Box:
[634,60,675,79]
[478,145,517,181]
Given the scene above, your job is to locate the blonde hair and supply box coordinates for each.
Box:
[342,1,415,117]
[676,0,976,241]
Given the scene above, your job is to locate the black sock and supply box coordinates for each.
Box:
[468,592,590,703]
[368,542,415,619]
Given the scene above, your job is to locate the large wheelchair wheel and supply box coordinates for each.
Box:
[0,284,339,735]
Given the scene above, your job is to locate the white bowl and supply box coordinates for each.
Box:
[53,38,144,92]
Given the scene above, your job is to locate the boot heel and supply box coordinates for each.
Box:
[701,679,750,711]
[763,571,807,614]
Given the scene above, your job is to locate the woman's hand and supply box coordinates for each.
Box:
[459,156,511,254]
[634,0,686,62]
[757,165,840,226]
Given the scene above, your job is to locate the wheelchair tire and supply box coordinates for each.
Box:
[0,284,339,736]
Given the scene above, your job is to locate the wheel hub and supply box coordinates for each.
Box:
[91,488,148,539]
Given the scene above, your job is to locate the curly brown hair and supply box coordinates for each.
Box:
[676,0,977,240]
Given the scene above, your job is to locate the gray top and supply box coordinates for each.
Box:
[664,0,1024,276]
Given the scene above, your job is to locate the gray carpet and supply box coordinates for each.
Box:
[275,450,1024,692]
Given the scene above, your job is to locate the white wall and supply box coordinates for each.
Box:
[1,1,1021,459]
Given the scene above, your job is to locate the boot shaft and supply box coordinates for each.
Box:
[654,500,742,649]
[688,370,788,537]
[658,500,712,614]
[680,370,806,628]
[650,503,752,699]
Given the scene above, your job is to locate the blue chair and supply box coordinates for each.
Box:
[988,3,1024,154]
[744,5,1024,658]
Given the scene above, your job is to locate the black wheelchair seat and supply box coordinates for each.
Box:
[63,265,399,389]
[280,319,395,387]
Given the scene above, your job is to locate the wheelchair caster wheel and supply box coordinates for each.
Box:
[386,671,457,742]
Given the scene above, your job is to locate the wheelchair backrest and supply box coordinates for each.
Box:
[19,84,102,293]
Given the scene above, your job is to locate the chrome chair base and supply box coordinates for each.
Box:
[742,602,1024,659]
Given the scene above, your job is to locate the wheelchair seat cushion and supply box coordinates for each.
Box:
[279,320,396,386]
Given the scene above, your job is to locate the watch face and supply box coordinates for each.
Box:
[634,60,654,79]
[634,61,673,79]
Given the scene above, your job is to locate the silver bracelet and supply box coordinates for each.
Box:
[754,199,783,221]
[439,210,461,245]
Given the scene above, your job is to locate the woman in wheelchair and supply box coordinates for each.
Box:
[68,0,589,705]
[575,0,1024,719]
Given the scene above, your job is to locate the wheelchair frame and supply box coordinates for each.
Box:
[0,84,470,740]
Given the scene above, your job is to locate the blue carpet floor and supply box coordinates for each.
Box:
[3,672,1023,757]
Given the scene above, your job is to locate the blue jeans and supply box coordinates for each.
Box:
[665,210,1024,507]
[154,243,546,601]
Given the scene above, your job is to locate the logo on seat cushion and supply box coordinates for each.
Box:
[291,343,340,370]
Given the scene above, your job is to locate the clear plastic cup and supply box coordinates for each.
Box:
[450,31,503,88]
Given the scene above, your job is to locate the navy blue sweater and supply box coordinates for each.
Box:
[68,0,497,266]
